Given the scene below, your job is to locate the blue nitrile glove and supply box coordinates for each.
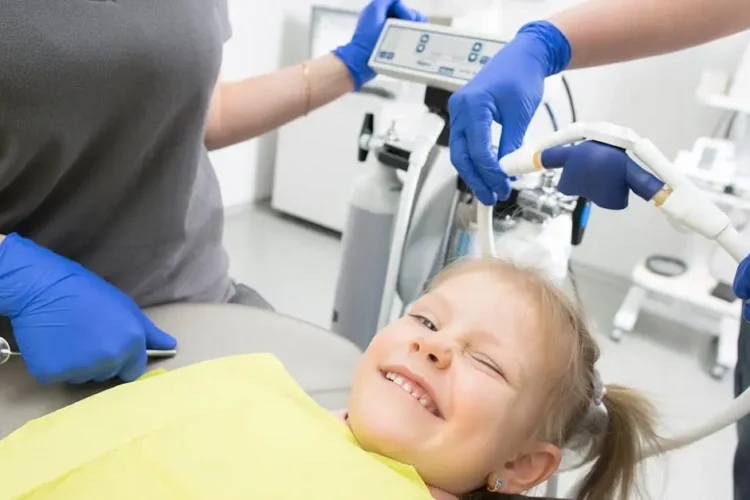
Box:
[333,0,426,91]
[448,21,571,205]
[0,233,177,385]
[734,256,750,321]
[541,141,665,209]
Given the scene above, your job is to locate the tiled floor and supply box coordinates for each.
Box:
[223,205,737,499]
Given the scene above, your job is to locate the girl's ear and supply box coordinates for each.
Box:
[488,442,561,494]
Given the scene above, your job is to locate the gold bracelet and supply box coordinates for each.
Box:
[301,62,312,116]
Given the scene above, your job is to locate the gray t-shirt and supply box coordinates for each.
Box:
[0,0,234,307]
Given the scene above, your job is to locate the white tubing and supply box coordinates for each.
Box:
[645,199,750,459]
[500,122,750,464]
[645,384,750,458]
[530,122,588,152]
[376,112,446,331]
[633,137,690,190]
[499,123,588,177]
[476,203,496,258]
[658,185,732,240]
[645,200,750,459]
[499,147,538,177]
[717,225,750,264]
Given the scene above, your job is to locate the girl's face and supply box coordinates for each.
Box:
[347,270,562,495]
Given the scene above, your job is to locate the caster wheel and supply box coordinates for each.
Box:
[711,364,728,381]
[610,328,624,343]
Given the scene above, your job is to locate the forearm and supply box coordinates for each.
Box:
[551,0,750,69]
[205,54,354,150]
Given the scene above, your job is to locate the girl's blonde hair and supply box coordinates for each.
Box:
[431,258,661,500]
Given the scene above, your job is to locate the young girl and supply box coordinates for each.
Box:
[0,258,660,500]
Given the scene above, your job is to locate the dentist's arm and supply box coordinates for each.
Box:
[448,0,750,205]
[556,0,750,69]
[204,0,425,151]
[204,55,354,150]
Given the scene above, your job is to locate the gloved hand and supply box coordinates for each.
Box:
[541,141,665,209]
[0,233,177,385]
[448,21,572,205]
[734,257,750,321]
[333,0,426,91]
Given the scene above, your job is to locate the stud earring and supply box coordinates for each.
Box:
[488,478,503,492]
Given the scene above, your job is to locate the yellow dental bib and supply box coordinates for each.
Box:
[0,354,431,500]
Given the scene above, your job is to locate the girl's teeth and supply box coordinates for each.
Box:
[384,371,437,415]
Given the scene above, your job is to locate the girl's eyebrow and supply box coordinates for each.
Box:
[427,290,453,313]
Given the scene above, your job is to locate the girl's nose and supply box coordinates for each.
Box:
[410,335,453,369]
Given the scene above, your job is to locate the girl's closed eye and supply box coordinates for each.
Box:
[409,312,507,381]
[468,351,507,381]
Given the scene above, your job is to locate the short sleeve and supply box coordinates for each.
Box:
[217,0,232,42]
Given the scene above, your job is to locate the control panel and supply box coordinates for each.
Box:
[369,19,506,92]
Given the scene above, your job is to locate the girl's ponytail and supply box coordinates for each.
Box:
[574,384,661,500]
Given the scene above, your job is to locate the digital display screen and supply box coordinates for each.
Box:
[372,25,505,83]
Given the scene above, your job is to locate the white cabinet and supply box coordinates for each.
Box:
[271,6,425,231]
[273,92,386,231]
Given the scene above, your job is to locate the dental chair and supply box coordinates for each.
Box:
[0,303,362,440]
[0,303,562,500]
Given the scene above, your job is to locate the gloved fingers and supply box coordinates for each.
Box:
[449,133,497,205]
[118,346,147,383]
[497,114,529,159]
[624,158,665,201]
[540,145,573,169]
[412,9,428,22]
[366,0,393,18]
[69,357,122,384]
[389,1,426,21]
[540,141,607,169]
[30,365,66,386]
[144,319,178,351]
[466,116,511,202]
[93,365,124,383]
[734,255,750,300]
[68,375,95,385]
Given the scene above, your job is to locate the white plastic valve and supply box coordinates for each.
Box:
[658,183,731,240]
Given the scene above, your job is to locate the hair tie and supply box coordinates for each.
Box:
[592,369,607,407]
[559,368,610,471]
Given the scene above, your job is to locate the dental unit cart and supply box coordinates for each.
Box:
[332,20,589,351]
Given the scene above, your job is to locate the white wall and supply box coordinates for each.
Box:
[209,0,307,209]
[213,0,750,277]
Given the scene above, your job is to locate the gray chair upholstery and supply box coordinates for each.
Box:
[0,303,362,439]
